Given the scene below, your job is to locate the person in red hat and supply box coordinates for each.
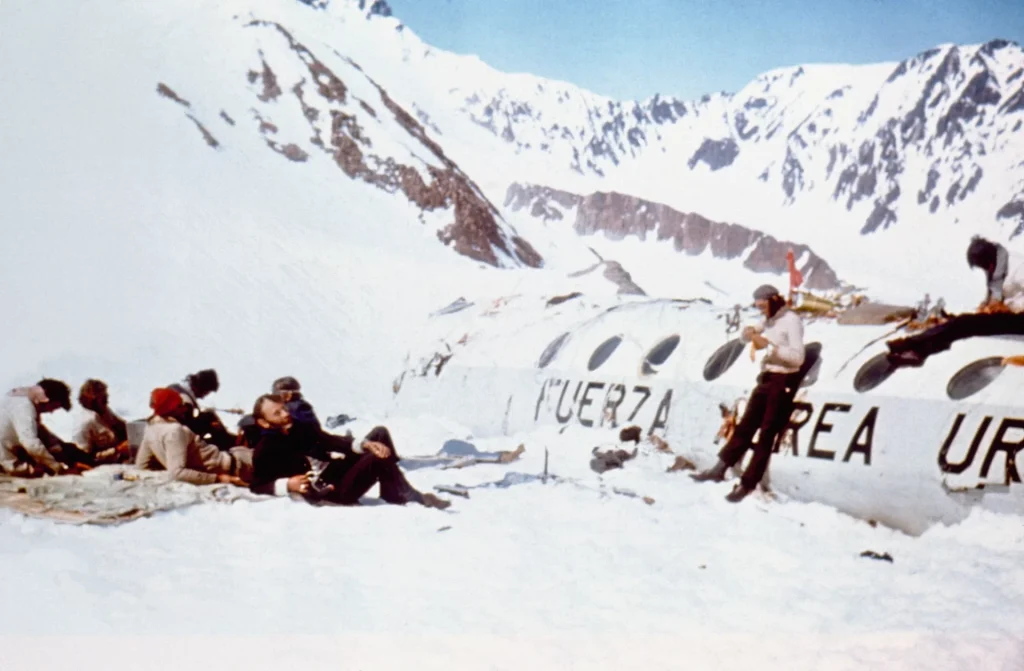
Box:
[135,387,251,486]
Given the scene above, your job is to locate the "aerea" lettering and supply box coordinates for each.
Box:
[775,401,878,466]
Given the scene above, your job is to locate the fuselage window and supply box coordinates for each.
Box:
[947,357,1005,400]
[797,342,823,387]
[853,352,896,393]
[538,332,570,369]
[703,339,745,381]
[642,335,681,375]
[588,335,623,372]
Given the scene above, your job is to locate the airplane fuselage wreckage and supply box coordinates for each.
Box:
[392,295,1024,535]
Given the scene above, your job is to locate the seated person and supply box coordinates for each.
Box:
[272,376,320,428]
[0,379,87,476]
[168,369,236,449]
[136,388,250,486]
[249,394,449,509]
[72,379,130,464]
[236,376,321,447]
[887,237,1024,368]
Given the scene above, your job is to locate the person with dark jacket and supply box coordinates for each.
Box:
[249,394,449,509]
[887,237,1024,368]
[237,376,318,447]
[168,369,236,449]
[691,285,806,502]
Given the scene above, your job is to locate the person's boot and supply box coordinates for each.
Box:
[725,483,753,503]
[419,492,452,510]
[689,459,727,483]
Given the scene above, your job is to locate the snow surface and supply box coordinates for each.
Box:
[0,1,1022,669]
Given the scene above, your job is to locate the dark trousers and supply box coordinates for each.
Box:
[320,426,422,506]
[718,372,797,490]
[889,312,1024,361]
[184,410,237,450]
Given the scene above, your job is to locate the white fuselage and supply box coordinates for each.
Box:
[392,297,1024,534]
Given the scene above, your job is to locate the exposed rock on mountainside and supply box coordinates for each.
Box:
[156,15,541,269]
[506,183,841,290]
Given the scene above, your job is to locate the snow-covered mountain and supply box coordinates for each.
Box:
[332,5,1024,302]
[437,38,1024,237]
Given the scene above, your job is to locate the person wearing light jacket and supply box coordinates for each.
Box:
[135,388,251,486]
[691,284,806,502]
[72,379,130,463]
[968,235,1024,311]
[0,379,76,476]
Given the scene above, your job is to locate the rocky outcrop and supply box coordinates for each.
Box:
[164,19,541,269]
[506,183,841,290]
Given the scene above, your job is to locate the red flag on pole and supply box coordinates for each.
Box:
[786,248,804,298]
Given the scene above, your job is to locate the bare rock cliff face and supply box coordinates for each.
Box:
[506,183,840,290]
[157,17,540,269]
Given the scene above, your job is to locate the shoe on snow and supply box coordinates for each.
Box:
[725,484,753,503]
[690,461,727,483]
[420,492,452,510]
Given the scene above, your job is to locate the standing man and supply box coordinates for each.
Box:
[691,285,806,502]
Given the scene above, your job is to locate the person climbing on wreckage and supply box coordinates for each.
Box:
[690,284,806,503]
[887,236,1024,369]
[248,394,450,509]
[0,379,92,476]
[136,388,251,486]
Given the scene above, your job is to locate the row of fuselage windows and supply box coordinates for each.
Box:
[537,333,1006,401]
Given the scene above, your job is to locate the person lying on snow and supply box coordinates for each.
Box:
[249,394,449,509]
[0,379,91,476]
[691,285,806,503]
[135,388,251,486]
[887,236,1024,369]
[236,376,319,447]
[167,368,238,450]
[72,379,130,464]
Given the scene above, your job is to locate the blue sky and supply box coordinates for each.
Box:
[386,0,1024,101]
